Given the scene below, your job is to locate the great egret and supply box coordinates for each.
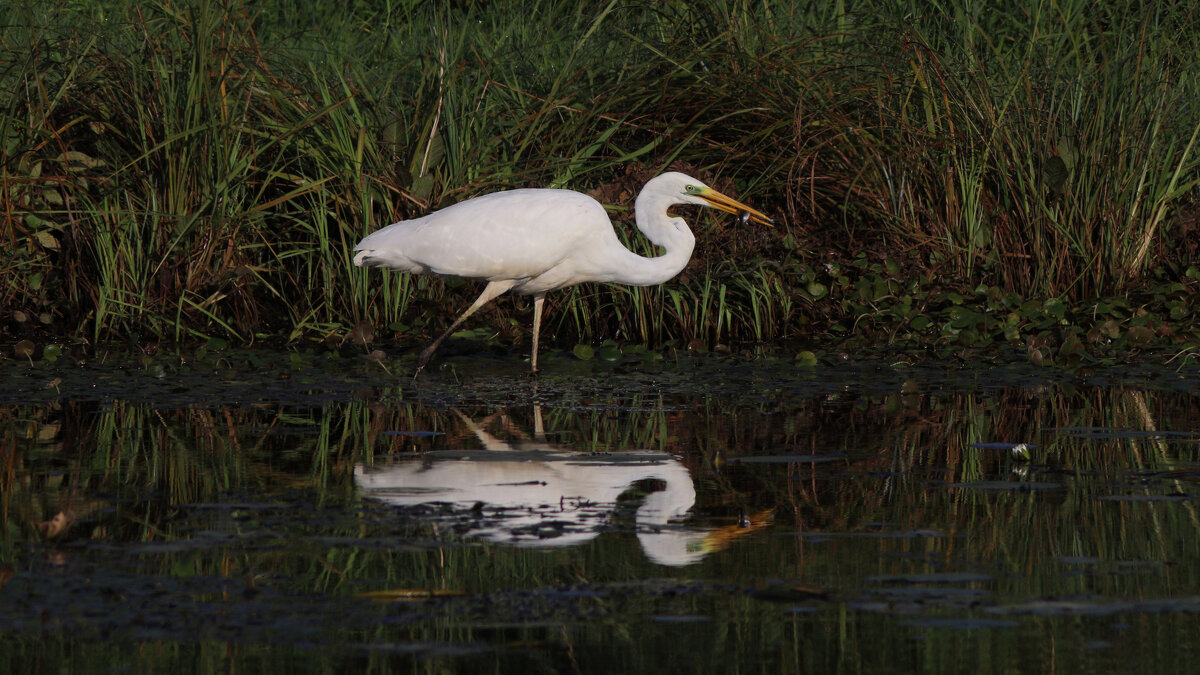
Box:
[353,171,771,371]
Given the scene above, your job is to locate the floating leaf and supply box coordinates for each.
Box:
[948,306,981,329]
[1059,336,1083,357]
[1043,297,1067,320]
[1029,347,1047,366]
[1099,319,1121,339]
[14,340,35,359]
[1126,325,1155,344]
[596,345,622,362]
[572,344,594,361]
[351,321,375,346]
[794,350,818,366]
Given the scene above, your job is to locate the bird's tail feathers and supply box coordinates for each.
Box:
[352,250,374,267]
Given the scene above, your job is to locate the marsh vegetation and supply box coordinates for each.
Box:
[2,0,1198,362]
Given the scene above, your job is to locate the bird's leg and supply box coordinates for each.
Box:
[530,293,546,373]
[417,280,516,371]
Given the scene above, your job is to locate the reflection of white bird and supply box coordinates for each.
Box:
[357,407,772,565]
[353,172,771,371]
[355,450,704,566]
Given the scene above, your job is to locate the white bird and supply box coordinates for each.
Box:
[353,171,772,371]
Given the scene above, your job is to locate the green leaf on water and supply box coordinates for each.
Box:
[42,344,62,363]
[572,344,594,361]
[1059,336,1083,357]
[596,345,622,362]
[1044,297,1067,320]
[795,350,818,366]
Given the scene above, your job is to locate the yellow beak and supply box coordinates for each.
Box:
[697,187,774,226]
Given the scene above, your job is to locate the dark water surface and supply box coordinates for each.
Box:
[3,349,1200,673]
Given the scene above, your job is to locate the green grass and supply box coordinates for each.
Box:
[1,0,1197,354]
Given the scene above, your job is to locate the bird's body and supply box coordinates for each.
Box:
[355,188,685,292]
[353,172,770,371]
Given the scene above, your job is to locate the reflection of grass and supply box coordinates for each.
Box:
[14,382,1199,570]
[5,385,1200,668]
[3,1,1196,352]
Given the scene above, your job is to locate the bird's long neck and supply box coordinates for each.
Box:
[600,192,696,287]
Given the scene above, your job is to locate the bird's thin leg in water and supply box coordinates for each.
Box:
[530,293,546,373]
[418,279,517,370]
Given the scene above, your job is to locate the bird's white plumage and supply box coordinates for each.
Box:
[353,171,770,371]
[355,188,608,286]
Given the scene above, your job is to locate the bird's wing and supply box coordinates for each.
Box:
[357,189,612,280]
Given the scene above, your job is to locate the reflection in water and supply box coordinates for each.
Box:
[6,359,1200,672]
[357,407,753,566]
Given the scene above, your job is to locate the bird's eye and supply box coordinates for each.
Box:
[685,185,697,193]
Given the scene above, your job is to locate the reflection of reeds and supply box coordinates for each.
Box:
[3,387,1200,596]
[5,386,1200,668]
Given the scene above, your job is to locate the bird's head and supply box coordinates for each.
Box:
[653,172,773,226]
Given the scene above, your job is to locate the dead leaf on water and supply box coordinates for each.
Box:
[14,340,35,359]
[351,321,375,345]
[36,511,75,539]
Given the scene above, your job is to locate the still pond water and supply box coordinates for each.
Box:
[3,349,1200,673]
